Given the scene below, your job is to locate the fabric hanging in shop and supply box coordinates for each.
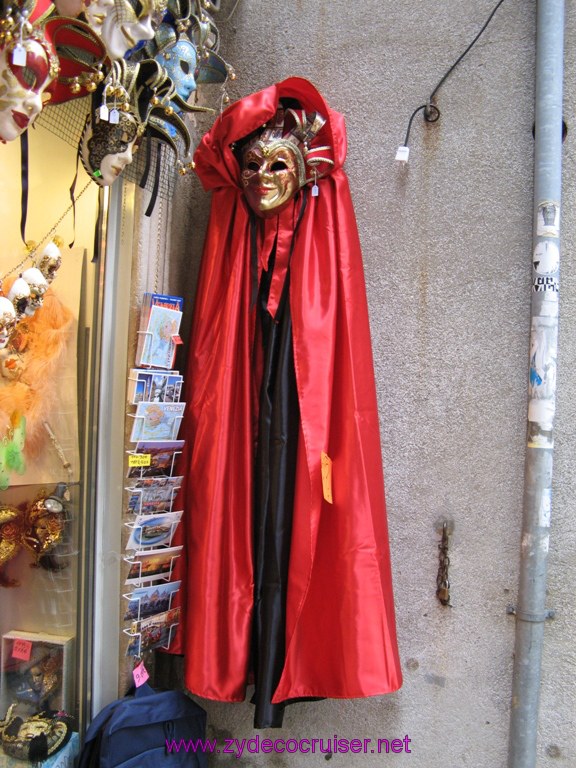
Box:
[172,77,402,728]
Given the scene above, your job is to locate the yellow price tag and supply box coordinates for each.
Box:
[128,454,151,467]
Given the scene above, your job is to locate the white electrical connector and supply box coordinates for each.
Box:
[395,145,410,163]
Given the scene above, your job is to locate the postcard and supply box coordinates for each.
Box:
[130,402,186,443]
[123,580,181,621]
[126,476,183,514]
[127,369,183,404]
[130,606,181,636]
[125,607,181,656]
[137,305,183,370]
[124,545,183,584]
[126,440,185,479]
[125,511,182,551]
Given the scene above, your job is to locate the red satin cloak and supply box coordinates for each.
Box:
[175,77,402,706]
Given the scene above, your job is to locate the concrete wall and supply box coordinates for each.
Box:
[156,1,576,765]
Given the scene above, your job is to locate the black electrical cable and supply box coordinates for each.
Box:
[402,0,507,149]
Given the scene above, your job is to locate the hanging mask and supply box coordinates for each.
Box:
[82,0,116,41]
[79,61,144,186]
[0,297,17,349]
[0,10,59,143]
[21,267,48,316]
[7,277,31,319]
[22,492,67,566]
[38,241,63,283]
[43,16,109,104]
[99,0,167,60]
[239,108,332,218]
[80,107,141,185]
[155,33,197,102]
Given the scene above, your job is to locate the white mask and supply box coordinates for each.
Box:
[80,110,141,186]
[0,39,56,143]
[99,0,157,60]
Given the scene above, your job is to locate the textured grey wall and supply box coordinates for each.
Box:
[160,1,576,765]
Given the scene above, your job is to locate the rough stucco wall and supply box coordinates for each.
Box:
[150,1,575,765]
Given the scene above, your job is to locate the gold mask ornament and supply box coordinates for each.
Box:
[22,491,66,566]
[240,107,333,219]
[0,504,24,587]
[0,704,73,762]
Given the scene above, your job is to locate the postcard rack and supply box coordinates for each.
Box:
[121,292,187,660]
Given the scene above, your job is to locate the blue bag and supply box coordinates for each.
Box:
[78,682,207,768]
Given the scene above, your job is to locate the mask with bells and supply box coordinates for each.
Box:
[139,0,229,144]
[80,58,196,185]
[0,7,59,143]
[79,59,144,186]
[239,107,332,219]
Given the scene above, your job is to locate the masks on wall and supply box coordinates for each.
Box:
[79,58,195,186]
[98,0,167,60]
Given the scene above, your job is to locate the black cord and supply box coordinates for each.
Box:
[402,0,507,149]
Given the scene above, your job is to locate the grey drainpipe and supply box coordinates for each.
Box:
[508,1,564,766]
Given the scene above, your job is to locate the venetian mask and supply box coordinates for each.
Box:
[21,267,48,316]
[22,494,66,564]
[240,108,331,218]
[38,241,63,283]
[83,0,115,39]
[0,37,58,143]
[99,0,165,60]
[0,705,73,762]
[0,297,17,349]
[155,35,197,102]
[6,277,31,319]
[80,109,141,186]
[241,140,302,218]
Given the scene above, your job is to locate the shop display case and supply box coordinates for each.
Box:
[0,118,134,765]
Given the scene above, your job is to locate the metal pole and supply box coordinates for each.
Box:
[508,1,564,766]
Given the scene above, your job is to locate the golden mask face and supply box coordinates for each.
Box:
[241,141,301,218]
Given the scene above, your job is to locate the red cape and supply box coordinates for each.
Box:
[174,77,402,705]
